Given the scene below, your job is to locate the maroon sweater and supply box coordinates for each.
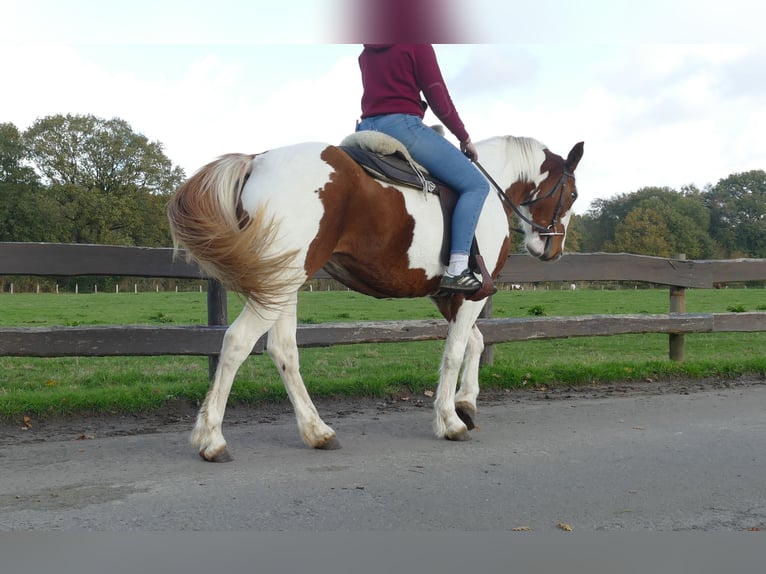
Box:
[359,44,470,143]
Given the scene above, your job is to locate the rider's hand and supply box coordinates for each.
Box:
[461,139,479,162]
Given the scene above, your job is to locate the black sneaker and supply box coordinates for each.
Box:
[439,269,482,293]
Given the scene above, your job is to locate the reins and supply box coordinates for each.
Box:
[474,160,571,237]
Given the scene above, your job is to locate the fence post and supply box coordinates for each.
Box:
[669,253,686,361]
[479,295,494,366]
[207,279,228,380]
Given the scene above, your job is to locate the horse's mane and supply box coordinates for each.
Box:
[480,135,548,182]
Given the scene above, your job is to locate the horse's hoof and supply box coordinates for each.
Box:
[315,436,342,450]
[445,428,472,442]
[200,446,233,463]
[455,402,476,430]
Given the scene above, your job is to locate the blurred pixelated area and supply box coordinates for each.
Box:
[328,0,477,43]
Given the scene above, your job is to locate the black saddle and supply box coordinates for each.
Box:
[338,145,443,194]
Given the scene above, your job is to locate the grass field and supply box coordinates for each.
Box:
[1,286,765,420]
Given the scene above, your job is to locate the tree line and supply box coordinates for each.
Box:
[2,113,765,262]
[1,114,185,247]
[568,173,766,259]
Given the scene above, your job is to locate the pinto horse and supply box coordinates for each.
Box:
[168,134,584,462]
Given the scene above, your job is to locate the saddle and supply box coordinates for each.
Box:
[339,131,495,301]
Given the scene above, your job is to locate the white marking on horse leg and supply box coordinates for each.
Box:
[191,302,280,461]
[433,323,471,440]
[455,324,484,428]
[433,303,486,440]
[267,292,338,449]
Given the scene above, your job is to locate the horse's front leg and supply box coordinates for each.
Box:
[191,302,280,462]
[433,310,480,441]
[454,324,484,430]
[267,292,339,450]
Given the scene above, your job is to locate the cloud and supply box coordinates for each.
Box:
[469,0,764,43]
[714,45,766,101]
[447,45,539,100]
[234,56,361,150]
[0,43,362,177]
[1,40,763,216]
[5,48,118,138]
[439,44,765,213]
[151,51,360,173]
[541,44,765,208]
[2,0,334,43]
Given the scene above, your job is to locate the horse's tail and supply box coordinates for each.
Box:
[167,153,302,309]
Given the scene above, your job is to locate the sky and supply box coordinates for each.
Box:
[1,0,764,213]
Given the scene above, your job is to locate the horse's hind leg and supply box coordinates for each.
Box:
[454,324,484,430]
[191,301,281,462]
[267,291,339,450]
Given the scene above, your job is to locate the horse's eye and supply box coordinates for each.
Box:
[571,190,578,201]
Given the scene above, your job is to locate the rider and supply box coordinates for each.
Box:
[355,44,492,295]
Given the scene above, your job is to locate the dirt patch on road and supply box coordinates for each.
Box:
[2,376,763,446]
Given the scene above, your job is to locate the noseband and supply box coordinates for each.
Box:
[474,161,573,237]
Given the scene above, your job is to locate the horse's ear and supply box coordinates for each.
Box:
[566,142,584,172]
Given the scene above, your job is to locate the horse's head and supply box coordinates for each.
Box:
[496,139,584,261]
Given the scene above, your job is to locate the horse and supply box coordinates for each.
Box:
[167,134,584,462]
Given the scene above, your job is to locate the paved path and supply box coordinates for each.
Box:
[2,381,765,531]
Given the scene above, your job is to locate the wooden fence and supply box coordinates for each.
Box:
[2,242,766,374]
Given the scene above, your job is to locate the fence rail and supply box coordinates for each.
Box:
[3,312,766,358]
[3,242,766,285]
[2,243,766,367]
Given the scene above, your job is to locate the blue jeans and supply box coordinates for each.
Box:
[356,114,490,256]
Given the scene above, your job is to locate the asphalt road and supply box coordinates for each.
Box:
[1,380,765,531]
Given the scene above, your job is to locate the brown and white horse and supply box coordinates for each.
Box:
[168,135,584,462]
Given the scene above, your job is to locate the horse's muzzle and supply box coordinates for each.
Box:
[534,235,563,262]
[538,250,562,262]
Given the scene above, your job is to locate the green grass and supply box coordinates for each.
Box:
[1,287,765,420]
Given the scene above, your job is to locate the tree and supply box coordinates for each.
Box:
[705,170,766,258]
[23,114,184,193]
[581,186,716,258]
[563,213,584,252]
[606,203,674,256]
[579,197,620,252]
[0,123,39,186]
[21,114,186,246]
[0,123,48,242]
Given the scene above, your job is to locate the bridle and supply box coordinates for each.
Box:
[474,161,574,237]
